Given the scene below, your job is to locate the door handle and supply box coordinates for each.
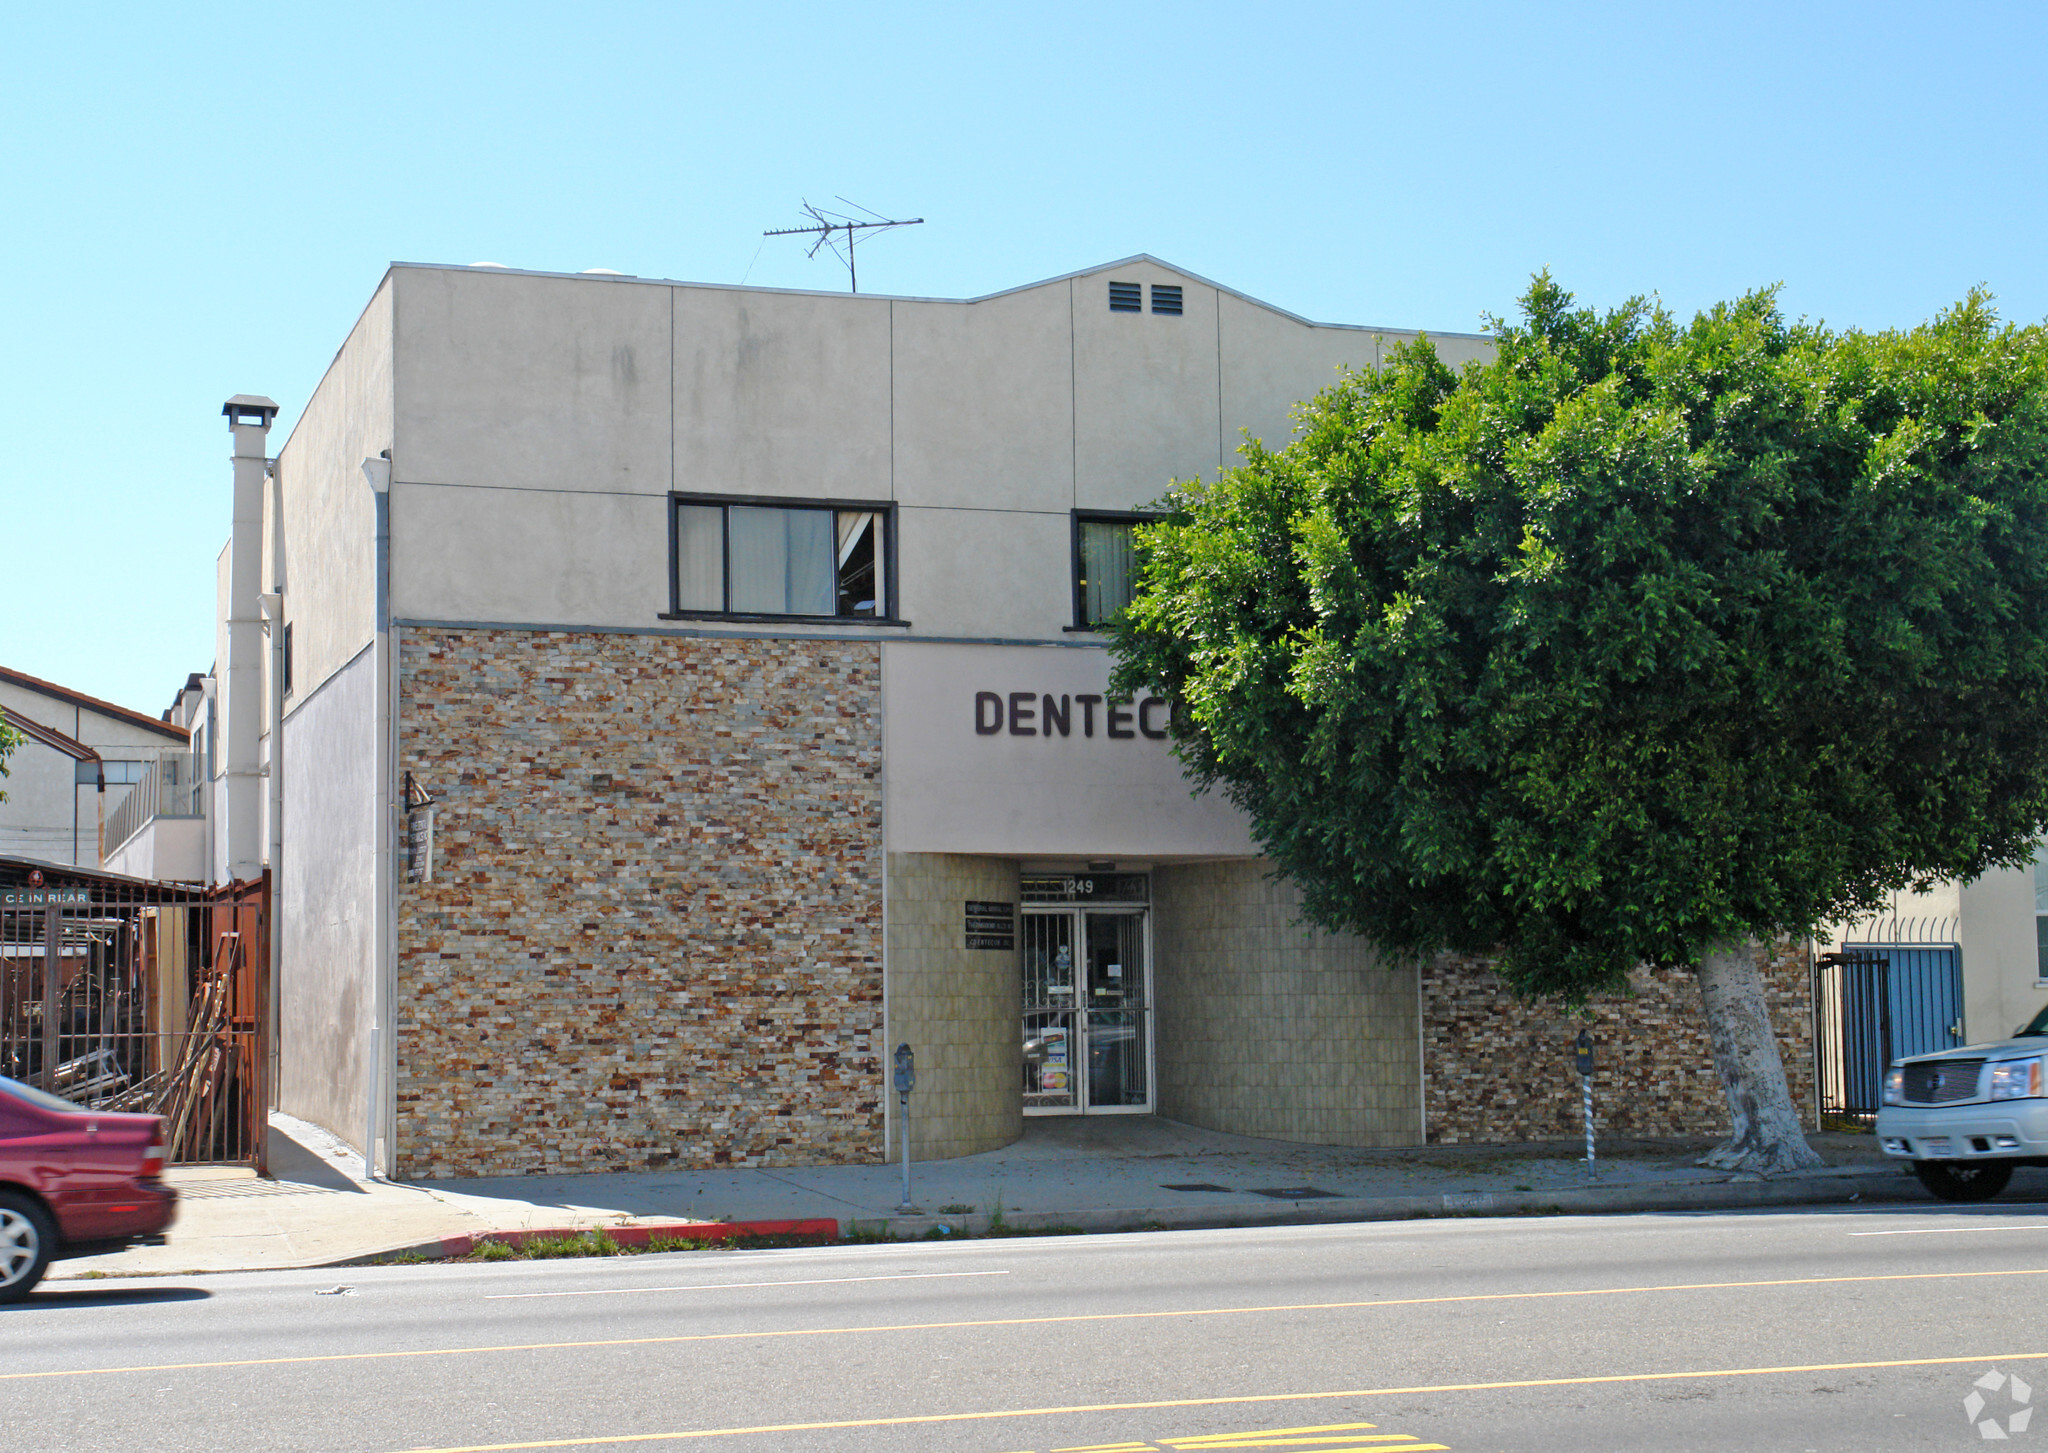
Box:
[1950,1020,1964,1039]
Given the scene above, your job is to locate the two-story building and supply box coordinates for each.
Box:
[238,255,1825,1179]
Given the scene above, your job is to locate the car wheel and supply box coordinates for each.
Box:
[1913,1160,2015,1203]
[0,1192,56,1303]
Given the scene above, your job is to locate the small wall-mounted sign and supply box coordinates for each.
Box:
[406,807,435,884]
[405,772,436,884]
[0,887,91,908]
[964,899,1015,950]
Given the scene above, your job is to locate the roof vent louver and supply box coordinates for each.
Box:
[1108,281,1142,312]
[1151,284,1183,316]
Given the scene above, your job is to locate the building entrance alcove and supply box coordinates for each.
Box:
[1020,871,1153,1115]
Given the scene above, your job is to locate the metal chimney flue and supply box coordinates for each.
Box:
[222,395,278,884]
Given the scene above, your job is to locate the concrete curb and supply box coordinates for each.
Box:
[849,1166,1925,1241]
[121,1165,1926,1274]
[336,1218,840,1266]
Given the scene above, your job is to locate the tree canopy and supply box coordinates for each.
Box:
[1110,277,2048,1002]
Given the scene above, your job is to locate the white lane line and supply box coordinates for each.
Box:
[1851,1224,2048,1236]
[484,1270,1012,1300]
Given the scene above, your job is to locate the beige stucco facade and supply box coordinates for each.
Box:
[254,254,1500,1174]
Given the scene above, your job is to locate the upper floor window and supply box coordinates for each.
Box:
[1072,512,1156,630]
[668,494,894,622]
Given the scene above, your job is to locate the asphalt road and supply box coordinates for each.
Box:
[8,1201,2048,1453]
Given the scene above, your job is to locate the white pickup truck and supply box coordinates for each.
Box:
[1875,1004,2048,1201]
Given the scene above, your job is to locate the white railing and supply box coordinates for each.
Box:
[105,753,204,854]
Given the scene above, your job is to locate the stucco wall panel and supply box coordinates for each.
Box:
[389,482,667,627]
[891,289,1074,512]
[276,276,391,705]
[893,507,1071,641]
[393,627,883,1178]
[672,287,892,501]
[277,644,377,1144]
[1072,261,1224,505]
[1961,864,2047,1041]
[1216,292,1378,462]
[395,269,672,495]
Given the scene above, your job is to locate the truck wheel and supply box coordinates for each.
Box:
[1913,1161,2015,1202]
[0,1192,55,1303]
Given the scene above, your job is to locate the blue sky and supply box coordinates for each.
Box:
[5,1,2045,714]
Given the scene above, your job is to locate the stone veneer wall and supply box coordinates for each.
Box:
[885,853,1024,1160]
[1421,941,1814,1143]
[393,627,885,1178]
[1152,860,1421,1147]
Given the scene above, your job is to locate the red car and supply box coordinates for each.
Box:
[0,1074,176,1301]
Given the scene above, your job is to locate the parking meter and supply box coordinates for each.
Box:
[894,1043,915,1213]
[1574,1029,1594,1078]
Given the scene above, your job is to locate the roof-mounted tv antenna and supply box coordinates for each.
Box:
[764,198,923,293]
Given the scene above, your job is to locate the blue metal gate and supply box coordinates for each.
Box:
[1815,944,1965,1117]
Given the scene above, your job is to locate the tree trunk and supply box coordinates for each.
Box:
[1695,942,1824,1175]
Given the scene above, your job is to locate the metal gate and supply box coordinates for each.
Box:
[0,861,267,1168]
[1815,944,1965,1118]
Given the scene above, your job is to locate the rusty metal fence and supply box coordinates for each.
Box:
[0,862,267,1169]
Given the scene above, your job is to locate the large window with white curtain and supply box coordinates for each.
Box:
[669,495,891,621]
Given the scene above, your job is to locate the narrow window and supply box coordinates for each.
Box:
[673,504,725,612]
[1108,281,1142,313]
[1073,513,1156,629]
[1150,284,1182,316]
[670,497,892,621]
[282,622,294,696]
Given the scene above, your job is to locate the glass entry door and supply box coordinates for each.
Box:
[1022,908,1151,1114]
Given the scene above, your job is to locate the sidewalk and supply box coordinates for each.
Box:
[53,1112,2010,1280]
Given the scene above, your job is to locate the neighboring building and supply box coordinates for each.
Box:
[0,667,191,872]
[227,255,1823,1179]
[1805,859,2048,1118]
[99,674,212,884]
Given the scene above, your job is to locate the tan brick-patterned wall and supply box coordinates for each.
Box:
[885,853,1024,1160]
[393,627,885,1178]
[1422,941,1814,1144]
[1153,860,1422,1147]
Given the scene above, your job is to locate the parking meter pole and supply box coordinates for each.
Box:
[1582,1073,1595,1178]
[893,1043,916,1215]
[898,1093,912,1211]
[1574,1029,1595,1180]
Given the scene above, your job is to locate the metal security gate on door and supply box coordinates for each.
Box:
[1815,944,1965,1118]
[0,860,268,1168]
[1019,873,1153,1115]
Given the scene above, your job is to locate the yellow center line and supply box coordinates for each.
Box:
[369,1350,2048,1453]
[11,1265,2048,1385]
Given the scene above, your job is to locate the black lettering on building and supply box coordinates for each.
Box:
[1074,693,1102,737]
[1042,694,1071,736]
[1139,697,1169,739]
[975,691,1003,735]
[1106,699,1135,739]
[1008,691,1037,736]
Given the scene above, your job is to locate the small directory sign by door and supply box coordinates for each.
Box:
[964,900,1016,950]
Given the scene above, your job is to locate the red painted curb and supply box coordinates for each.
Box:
[432,1219,840,1257]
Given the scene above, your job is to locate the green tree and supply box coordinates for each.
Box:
[1111,276,2048,1173]
[0,718,16,802]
